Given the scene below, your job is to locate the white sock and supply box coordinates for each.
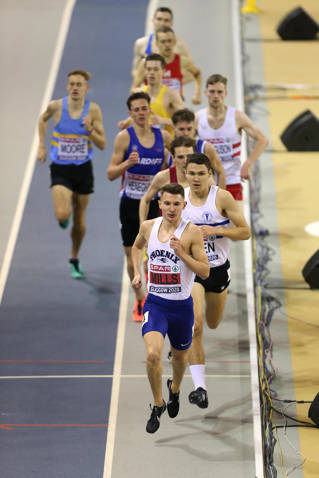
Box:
[189,364,206,390]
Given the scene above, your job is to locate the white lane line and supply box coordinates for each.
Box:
[0,374,251,380]
[145,0,158,35]
[0,0,76,306]
[102,261,130,478]
[232,2,264,477]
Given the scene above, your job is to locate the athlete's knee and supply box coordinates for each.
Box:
[193,315,204,337]
[146,348,161,367]
[55,207,70,223]
[206,314,222,329]
[172,350,188,366]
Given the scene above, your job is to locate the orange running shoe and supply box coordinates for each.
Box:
[133,297,146,322]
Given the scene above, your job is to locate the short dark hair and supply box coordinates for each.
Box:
[145,53,166,69]
[206,74,227,88]
[67,69,91,81]
[160,183,184,198]
[186,153,211,171]
[170,137,197,156]
[172,108,195,125]
[126,91,151,110]
[154,6,173,19]
[156,26,175,39]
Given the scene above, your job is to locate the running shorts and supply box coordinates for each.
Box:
[194,259,230,293]
[142,293,194,350]
[50,161,94,194]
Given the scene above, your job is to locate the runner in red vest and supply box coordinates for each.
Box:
[132,26,202,105]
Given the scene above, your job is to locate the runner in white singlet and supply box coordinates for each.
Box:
[182,153,250,409]
[131,183,209,433]
[196,74,268,201]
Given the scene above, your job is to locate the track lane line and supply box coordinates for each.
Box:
[232,1,264,477]
[0,374,251,380]
[0,0,76,306]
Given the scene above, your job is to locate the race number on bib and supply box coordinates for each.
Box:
[125,173,152,199]
[58,136,88,162]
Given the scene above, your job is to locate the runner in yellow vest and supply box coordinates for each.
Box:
[119,54,184,136]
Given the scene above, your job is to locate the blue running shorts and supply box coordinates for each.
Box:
[142,293,194,350]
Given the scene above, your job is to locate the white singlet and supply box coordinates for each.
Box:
[182,186,230,268]
[147,217,195,300]
[197,106,242,185]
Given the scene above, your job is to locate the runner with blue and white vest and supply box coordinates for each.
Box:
[182,152,251,410]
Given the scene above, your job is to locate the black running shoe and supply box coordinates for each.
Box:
[188,387,209,409]
[146,400,166,433]
[167,379,180,418]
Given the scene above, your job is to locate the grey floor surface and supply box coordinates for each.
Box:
[0,1,285,477]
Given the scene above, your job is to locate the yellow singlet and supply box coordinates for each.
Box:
[143,85,174,136]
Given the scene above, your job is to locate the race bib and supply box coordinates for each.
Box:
[204,237,219,264]
[149,263,182,294]
[58,136,88,162]
[162,78,181,93]
[125,173,152,199]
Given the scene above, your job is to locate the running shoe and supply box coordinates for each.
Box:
[188,387,209,409]
[146,400,166,433]
[167,379,180,418]
[59,219,69,229]
[69,258,84,279]
[132,297,146,322]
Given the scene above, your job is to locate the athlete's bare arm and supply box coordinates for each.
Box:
[165,88,185,116]
[85,103,107,150]
[131,36,148,78]
[180,56,202,105]
[107,130,138,180]
[203,142,226,189]
[170,224,209,279]
[162,130,173,150]
[131,220,155,289]
[200,189,250,241]
[236,110,268,180]
[131,59,146,91]
[37,100,61,163]
[139,169,169,223]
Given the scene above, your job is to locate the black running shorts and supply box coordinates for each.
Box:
[194,259,230,293]
[50,161,94,194]
[119,196,159,247]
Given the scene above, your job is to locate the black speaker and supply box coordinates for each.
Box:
[280,110,319,151]
[308,393,319,426]
[302,250,319,289]
[277,7,319,40]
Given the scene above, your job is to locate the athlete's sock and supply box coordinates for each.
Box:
[189,364,206,390]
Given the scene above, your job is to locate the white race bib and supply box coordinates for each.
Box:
[58,136,88,161]
[125,173,152,199]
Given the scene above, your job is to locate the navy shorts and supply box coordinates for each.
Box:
[50,161,94,194]
[142,293,194,350]
[194,259,230,293]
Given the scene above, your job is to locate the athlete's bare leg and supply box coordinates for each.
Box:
[188,282,205,365]
[170,347,189,393]
[70,193,90,258]
[205,288,228,329]
[52,185,73,223]
[144,331,165,406]
[124,246,145,301]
